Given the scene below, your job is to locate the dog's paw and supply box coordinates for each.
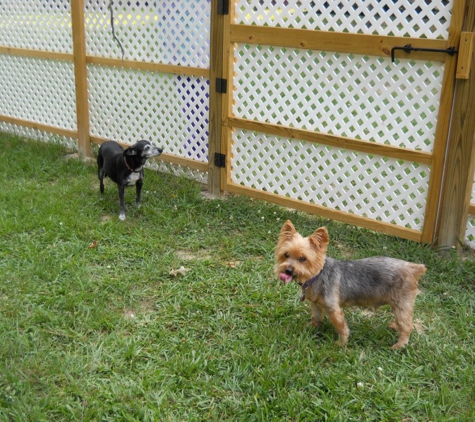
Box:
[311,318,321,327]
[390,341,407,350]
[119,213,126,221]
[336,339,348,347]
[388,321,398,331]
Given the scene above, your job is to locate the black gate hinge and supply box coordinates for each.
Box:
[218,0,229,15]
[216,78,227,94]
[214,153,226,168]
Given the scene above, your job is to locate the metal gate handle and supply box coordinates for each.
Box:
[391,44,458,63]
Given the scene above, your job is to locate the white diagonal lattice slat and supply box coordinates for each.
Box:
[0,0,72,53]
[232,130,429,230]
[0,54,76,130]
[466,179,475,247]
[85,0,210,68]
[235,0,452,40]
[466,216,475,249]
[234,45,443,153]
[88,65,209,162]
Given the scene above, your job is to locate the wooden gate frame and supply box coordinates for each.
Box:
[210,0,474,246]
[437,2,475,249]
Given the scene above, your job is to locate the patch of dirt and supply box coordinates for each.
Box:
[413,318,425,334]
[63,152,96,165]
[100,215,111,223]
[175,249,212,261]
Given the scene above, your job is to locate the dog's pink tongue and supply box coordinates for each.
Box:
[279,273,293,284]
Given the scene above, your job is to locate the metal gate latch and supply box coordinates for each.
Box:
[391,44,458,63]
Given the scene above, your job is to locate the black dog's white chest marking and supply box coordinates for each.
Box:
[126,171,141,186]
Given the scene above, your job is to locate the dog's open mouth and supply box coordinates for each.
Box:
[279,272,293,284]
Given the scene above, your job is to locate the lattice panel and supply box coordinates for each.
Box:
[88,65,209,162]
[236,0,452,40]
[0,54,77,130]
[85,0,210,68]
[148,160,208,185]
[234,45,443,153]
[466,217,475,249]
[466,179,475,248]
[0,0,72,53]
[232,130,429,230]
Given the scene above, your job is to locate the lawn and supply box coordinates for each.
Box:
[0,132,474,421]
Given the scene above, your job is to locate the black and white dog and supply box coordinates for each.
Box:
[97,140,163,220]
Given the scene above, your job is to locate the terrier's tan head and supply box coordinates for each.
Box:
[274,220,329,285]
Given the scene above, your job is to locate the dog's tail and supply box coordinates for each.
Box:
[411,263,427,280]
[409,263,426,295]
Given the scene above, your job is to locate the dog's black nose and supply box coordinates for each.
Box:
[285,268,293,276]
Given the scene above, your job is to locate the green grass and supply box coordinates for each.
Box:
[0,132,474,421]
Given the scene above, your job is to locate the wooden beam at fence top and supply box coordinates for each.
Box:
[71,0,91,158]
[227,117,432,165]
[230,24,449,62]
[436,0,475,249]
[0,46,73,62]
[86,56,209,79]
[89,136,208,173]
[0,114,78,139]
[226,182,423,243]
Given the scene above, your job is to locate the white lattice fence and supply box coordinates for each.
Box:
[235,0,451,38]
[234,45,443,153]
[0,0,76,145]
[228,0,452,235]
[466,179,475,249]
[84,0,211,165]
[0,0,211,176]
[232,130,429,230]
[85,0,210,67]
[0,0,73,53]
[88,66,209,162]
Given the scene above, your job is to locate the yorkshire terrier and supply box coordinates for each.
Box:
[275,220,426,349]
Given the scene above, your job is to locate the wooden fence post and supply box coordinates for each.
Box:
[71,0,91,158]
[207,0,225,197]
[436,2,475,249]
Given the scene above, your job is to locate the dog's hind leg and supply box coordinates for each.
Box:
[390,296,416,349]
[97,157,105,199]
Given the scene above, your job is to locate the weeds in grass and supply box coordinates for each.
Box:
[0,133,474,421]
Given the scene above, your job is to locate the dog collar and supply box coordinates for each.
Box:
[300,273,319,302]
[124,156,140,173]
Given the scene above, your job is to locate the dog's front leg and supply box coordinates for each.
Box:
[326,307,350,346]
[310,302,324,327]
[135,176,143,209]
[118,184,127,220]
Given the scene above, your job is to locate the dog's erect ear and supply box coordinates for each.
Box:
[125,147,138,156]
[279,220,297,241]
[309,227,329,250]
